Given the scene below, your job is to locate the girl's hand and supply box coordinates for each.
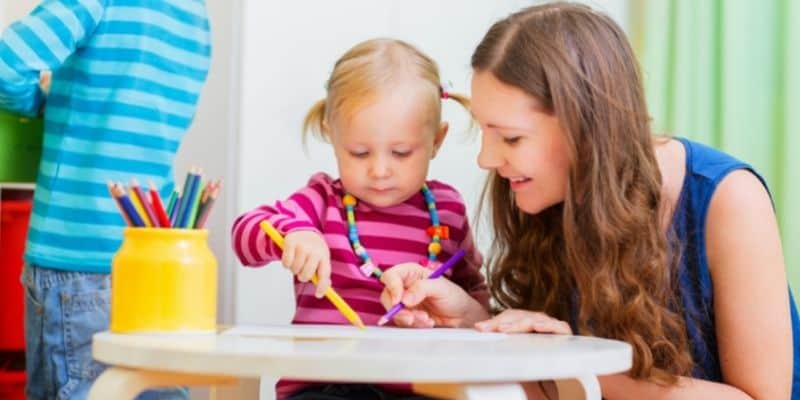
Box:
[380,262,490,328]
[474,309,573,335]
[283,230,331,298]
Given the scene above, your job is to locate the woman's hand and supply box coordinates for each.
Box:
[283,230,331,298]
[475,309,572,334]
[380,262,490,328]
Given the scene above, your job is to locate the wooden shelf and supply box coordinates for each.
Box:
[0,183,35,190]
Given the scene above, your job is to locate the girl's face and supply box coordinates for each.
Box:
[471,71,571,215]
[328,85,448,208]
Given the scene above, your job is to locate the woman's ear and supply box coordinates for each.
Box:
[432,122,449,158]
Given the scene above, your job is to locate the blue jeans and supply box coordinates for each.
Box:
[22,263,188,400]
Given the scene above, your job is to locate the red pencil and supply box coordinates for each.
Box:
[148,181,172,228]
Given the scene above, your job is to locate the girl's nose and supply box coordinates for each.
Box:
[368,156,391,179]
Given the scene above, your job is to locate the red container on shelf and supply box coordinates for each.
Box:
[0,350,26,400]
[0,370,26,400]
[0,198,33,350]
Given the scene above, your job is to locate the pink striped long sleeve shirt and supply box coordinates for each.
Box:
[231,172,489,398]
[232,172,488,322]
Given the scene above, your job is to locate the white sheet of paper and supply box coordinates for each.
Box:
[223,324,506,341]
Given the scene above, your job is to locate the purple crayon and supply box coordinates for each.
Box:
[378,249,466,326]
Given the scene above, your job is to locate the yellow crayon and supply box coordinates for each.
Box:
[259,220,365,329]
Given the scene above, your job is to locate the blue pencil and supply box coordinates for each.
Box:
[377,248,466,325]
[173,170,196,229]
[108,182,146,227]
[118,194,146,227]
[177,172,201,228]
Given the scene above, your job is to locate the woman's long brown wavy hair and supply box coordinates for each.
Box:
[474,2,692,384]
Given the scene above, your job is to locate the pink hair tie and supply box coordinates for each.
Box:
[439,86,449,100]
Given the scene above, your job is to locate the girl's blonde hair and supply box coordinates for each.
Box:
[303,38,469,143]
[474,3,692,385]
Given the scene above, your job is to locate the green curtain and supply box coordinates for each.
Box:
[631,0,799,294]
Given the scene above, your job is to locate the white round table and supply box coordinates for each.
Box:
[89,325,632,399]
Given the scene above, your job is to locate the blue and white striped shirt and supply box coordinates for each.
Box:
[0,0,211,272]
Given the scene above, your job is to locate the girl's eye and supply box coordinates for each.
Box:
[393,150,412,158]
[503,136,521,145]
[350,151,369,158]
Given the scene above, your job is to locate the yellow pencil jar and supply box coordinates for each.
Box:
[110,228,217,333]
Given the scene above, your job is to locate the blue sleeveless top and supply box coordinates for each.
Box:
[672,137,800,397]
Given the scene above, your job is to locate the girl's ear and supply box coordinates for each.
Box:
[321,119,332,142]
[432,122,449,159]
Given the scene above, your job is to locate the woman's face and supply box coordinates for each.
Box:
[471,71,572,215]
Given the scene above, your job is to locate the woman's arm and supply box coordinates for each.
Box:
[599,373,753,400]
[705,170,792,399]
[600,169,791,400]
[380,263,491,328]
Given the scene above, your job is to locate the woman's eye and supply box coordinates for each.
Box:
[503,136,521,145]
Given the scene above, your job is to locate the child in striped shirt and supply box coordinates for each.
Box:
[231,38,489,400]
[0,1,210,399]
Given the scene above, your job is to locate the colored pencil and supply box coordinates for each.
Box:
[131,179,159,227]
[186,180,206,229]
[258,220,365,329]
[148,181,172,228]
[194,180,221,229]
[126,181,152,227]
[173,168,198,229]
[107,181,132,226]
[109,183,146,227]
[378,249,466,326]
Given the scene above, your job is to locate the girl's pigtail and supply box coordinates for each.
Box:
[302,99,329,150]
[441,88,475,132]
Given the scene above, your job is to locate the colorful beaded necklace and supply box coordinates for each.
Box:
[342,184,449,279]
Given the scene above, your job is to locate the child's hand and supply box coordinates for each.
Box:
[380,262,488,328]
[474,309,572,335]
[39,71,52,95]
[380,262,429,306]
[283,230,331,298]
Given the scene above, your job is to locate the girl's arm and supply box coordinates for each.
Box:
[231,174,331,267]
[600,170,791,400]
[0,0,105,115]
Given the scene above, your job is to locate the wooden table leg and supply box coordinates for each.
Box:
[412,382,527,400]
[87,367,238,400]
[211,377,261,400]
[554,375,601,400]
